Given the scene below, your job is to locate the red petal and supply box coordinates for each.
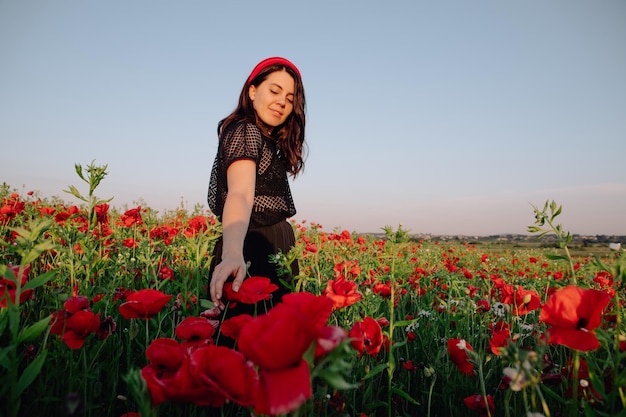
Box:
[254,359,312,416]
[547,326,600,351]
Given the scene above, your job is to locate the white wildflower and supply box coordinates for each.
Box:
[417,309,432,318]
[519,323,534,334]
[405,322,420,333]
[492,302,508,317]
[503,366,528,392]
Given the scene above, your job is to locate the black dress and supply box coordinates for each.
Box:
[207,121,299,346]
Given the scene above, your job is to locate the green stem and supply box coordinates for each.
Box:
[476,356,492,417]
[387,245,397,417]
[535,383,551,417]
[426,374,436,417]
[570,350,580,415]
[544,216,576,284]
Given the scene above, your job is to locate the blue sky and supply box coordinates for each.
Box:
[1,1,625,236]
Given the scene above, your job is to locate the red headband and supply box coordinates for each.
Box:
[246,57,301,84]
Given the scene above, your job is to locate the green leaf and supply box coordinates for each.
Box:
[0,309,8,335]
[391,387,420,405]
[545,254,568,261]
[392,340,407,349]
[394,318,418,328]
[540,384,568,404]
[74,162,84,179]
[63,184,86,202]
[199,298,214,309]
[0,264,15,281]
[94,196,115,205]
[22,270,56,291]
[17,315,52,344]
[316,369,359,390]
[15,350,47,398]
[361,363,388,380]
[0,345,15,370]
[21,241,56,265]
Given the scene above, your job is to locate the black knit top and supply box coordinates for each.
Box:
[207,121,296,228]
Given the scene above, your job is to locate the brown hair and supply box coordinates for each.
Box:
[218,63,307,176]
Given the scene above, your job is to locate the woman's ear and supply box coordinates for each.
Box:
[248,85,256,101]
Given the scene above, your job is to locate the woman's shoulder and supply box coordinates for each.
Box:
[223,120,262,139]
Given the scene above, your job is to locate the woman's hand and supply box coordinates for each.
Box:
[209,254,247,309]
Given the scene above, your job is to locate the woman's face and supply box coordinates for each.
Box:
[249,70,295,128]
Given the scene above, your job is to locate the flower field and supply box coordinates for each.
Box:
[1,163,625,417]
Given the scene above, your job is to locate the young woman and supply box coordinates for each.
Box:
[207,57,306,342]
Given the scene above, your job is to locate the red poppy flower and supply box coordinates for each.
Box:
[38,206,56,217]
[158,263,174,280]
[120,206,143,227]
[489,323,511,355]
[539,285,611,351]
[254,359,311,416]
[142,340,239,407]
[376,317,390,327]
[402,359,421,371]
[184,215,208,236]
[464,394,495,417]
[322,276,363,311]
[150,224,179,244]
[62,310,101,349]
[237,292,332,416]
[513,287,541,315]
[314,325,348,359]
[122,238,138,248]
[0,264,33,307]
[280,292,334,330]
[188,344,258,408]
[448,338,474,375]
[238,299,321,370]
[476,299,491,313]
[97,315,117,340]
[0,195,25,223]
[223,276,278,305]
[175,317,216,350]
[49,295,89,331]
[49,295,104,349]
[119,289,172,319]
[220,314,254,340]
[372,281,392,298]
[349,317,383,357]
[141,338,195,406]
[94,203,109,226]
[491,278,514,305]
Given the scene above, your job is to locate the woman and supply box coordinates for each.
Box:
[207,57,306,342]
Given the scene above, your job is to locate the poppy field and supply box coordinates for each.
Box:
[1,162,625,417]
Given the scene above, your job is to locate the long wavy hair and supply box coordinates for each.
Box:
[218,63,307,177]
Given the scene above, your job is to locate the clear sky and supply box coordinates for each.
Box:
[1,1,625,236]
